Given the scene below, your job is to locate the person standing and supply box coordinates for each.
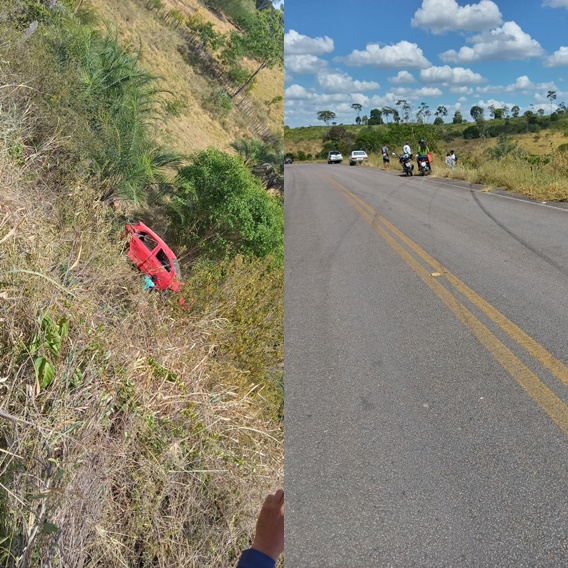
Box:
[445,152,454,170]
[382,144,390,170]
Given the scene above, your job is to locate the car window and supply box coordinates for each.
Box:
[138,231,159,250]
[156,248,172,272]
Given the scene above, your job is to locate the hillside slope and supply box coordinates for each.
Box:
[89,0,284,153]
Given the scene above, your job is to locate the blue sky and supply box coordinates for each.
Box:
[284,0,568,127]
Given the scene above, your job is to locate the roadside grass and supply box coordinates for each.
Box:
[0,111,283,567]
[285,125,568,201]
[433,151,568,201]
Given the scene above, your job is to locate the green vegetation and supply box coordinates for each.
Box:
[0,1,283,566]
[285,112,568,200]
[167,149,283,262]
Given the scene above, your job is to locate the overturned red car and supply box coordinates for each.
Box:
[124,222,182,292]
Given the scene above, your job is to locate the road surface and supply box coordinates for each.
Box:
[285,163,568,567]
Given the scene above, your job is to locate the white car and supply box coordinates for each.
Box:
[349,150,368,166]
[328,151,343,164]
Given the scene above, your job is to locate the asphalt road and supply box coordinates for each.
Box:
[284,163,568,567]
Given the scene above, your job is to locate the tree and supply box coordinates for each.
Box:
[323,125,355,156]
[435,105,448,122]
[416,102,430,123]
[368,108,382,125]
[433,117,444,125]
[361,115,368,125]
[547,90,557,115]
[351,103,362,122]
[317,110,336,125]
[470,105,484,120]
[396,99,412,122]
[511,105,520,118]
[355,116,361,125]
[393,109,400,124]
[488,105,496,119]
[381,107,393,123]
[558,102,567,114]
[168,149,283,261]
[452,110,463,124]
[493,108,504,120]
[226,8,284,98]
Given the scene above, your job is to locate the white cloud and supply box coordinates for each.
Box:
[458,96,468,102]
[389,71,416,84]
[420,65,485,85]
[440,21,544,63]
[284,84,314,100]
[450,86,473,94]
[412,0,502,34]
[544,46,568,67]
[286,54,329,75]
[337,40,431,69]
[316,70,380,93]
[510,75,534,90]
[543,0,568,7]
[476,75,535,94]
[391,86,444,98]
[284,30,334,55]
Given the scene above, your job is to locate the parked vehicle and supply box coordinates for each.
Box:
[417,154,430,175]
[328,151,343,164]
[284,156,293,164]
[349,150,368,166]
[398,153,414,176]
[124,222,182,292]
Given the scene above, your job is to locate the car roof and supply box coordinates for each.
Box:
[126,222,177,258]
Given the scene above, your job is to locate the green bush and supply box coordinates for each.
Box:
[203,89,232,117]
[167,149,283,262]
[31,18,180,202]
[463,125,481,139]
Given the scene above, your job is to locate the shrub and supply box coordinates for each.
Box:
[463,125,480,139]
[167,149,283,262]
[20,18,181,203]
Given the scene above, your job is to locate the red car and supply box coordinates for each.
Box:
[124,222,182,292]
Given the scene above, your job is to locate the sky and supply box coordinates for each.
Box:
[284,0,568,127]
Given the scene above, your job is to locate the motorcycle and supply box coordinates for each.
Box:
[417,154,430,176]
[398,153,414,176]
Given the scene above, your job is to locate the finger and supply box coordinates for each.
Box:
[274,489,284,504]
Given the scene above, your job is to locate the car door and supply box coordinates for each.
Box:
[128,231,159,272]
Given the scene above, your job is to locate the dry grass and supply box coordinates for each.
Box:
[86,0,283,153]
[430,149,568,201]
[285,126,568,201]
[0,88,283,566]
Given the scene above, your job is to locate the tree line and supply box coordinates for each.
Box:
[317,90,566,127]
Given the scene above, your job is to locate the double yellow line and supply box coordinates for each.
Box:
[324,174,568,436]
